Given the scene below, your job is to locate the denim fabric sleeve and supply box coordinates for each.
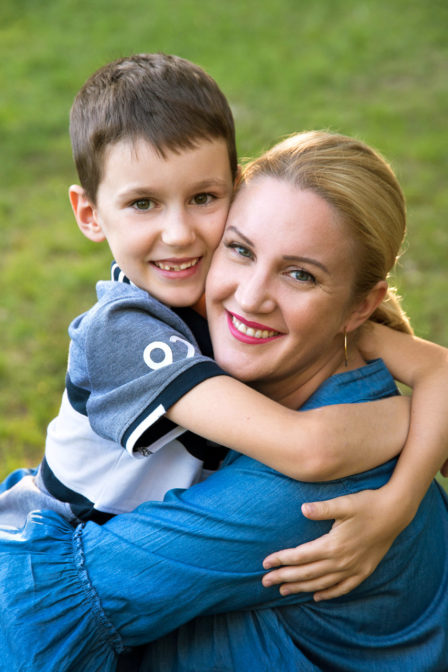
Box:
[0,511,123,672]
[81,455,391,647]
[0,458,321,670]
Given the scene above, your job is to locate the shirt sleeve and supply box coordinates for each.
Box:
[75,291,226,455]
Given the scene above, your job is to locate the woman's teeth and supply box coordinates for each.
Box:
[155,258,199,271]
[231,315,278,339]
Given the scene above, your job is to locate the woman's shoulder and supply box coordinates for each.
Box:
[301,359,399,410]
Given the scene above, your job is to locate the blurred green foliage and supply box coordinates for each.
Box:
[0,0,447,481]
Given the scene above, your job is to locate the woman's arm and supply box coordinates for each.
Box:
[262,324,448,599]
[166,373,409,481]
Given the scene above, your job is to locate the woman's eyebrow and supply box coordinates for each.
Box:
[226,226,254,246]
[226,226,330,274]
[283,255,329,274]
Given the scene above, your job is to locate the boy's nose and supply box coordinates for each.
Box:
[161,210,196,247]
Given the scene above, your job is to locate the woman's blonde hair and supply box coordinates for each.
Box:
[242,131,413,334]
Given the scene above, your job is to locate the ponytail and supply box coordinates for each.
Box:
[371,286,413,334]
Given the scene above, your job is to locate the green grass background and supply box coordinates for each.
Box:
[1,0,447,491]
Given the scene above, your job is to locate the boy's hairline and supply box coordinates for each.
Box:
[69,53,238,204]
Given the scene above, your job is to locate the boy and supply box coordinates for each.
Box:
[0,53,408,526]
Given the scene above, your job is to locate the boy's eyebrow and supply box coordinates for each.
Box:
[191,177,231,190]
[225,226,329,274]
[118,177,231,200]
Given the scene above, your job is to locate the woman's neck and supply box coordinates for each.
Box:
[255,347,367,410]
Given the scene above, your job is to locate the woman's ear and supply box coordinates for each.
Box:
[68,185,106,243]
[345,281,388,334]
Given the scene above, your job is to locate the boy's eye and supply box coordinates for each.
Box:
[192,193,214,206]
[132,198,155,211]
[288,269,315,283]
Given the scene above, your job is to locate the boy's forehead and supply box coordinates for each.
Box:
[99,136,234,193]
[104,135,229,163]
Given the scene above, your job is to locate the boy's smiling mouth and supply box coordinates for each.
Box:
[153,257,201,272]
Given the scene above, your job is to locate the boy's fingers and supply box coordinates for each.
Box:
[278,571,347,596]
[301,496,354,521]
[313,575,364,602]
[263,535,331,569]
[262,560,331,587]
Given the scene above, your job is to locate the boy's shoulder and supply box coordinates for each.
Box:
[70,279,196,340]
[67,277,214,368]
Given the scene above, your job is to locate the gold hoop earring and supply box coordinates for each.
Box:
[344,330,349,367]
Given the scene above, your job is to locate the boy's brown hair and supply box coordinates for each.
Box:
[70,53,237,203]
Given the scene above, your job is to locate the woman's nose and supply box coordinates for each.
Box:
[234,270,276,314]
[160,209,196,247]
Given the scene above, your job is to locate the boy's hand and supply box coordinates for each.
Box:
[261,487,411,601]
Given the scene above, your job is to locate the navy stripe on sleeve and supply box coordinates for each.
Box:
[40,457,113,523]
[66,373,90,415]
[123,361,228,452]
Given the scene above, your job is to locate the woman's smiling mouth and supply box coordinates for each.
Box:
[226,311,282,344]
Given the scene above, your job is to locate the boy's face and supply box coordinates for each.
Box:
[83,137,234,307]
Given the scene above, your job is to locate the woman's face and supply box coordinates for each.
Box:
[206,176,361,406]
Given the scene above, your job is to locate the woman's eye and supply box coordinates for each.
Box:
[192,193,214,206]
[288,269,315,283]
[228,242,252,259]
[132,198,155,211]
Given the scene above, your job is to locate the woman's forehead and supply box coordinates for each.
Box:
[225,176,358,278]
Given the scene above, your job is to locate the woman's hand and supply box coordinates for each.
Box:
[262,486,414,601]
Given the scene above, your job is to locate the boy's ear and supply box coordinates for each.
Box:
[69,185,106,243]
[344,281,388,334]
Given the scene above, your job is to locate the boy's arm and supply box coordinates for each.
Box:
[358,323,448,506]
[84,296,406,482]
[166,375,409,481]
[262,324,448,599]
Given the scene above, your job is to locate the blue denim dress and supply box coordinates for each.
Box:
[0,360,447,671]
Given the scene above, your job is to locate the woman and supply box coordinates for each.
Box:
[1,131,447,671]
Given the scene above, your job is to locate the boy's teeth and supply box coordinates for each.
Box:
[155,258,199,271]
[231,315,278,339]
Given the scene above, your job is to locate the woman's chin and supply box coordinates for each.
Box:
[214,353,256,383]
